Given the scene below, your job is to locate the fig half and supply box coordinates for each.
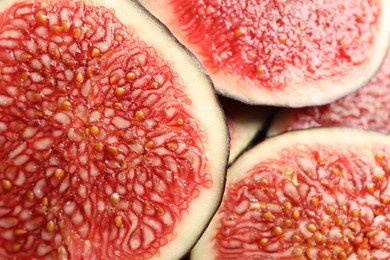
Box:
[139,0,390,106]
[192,127,390,259]
[0,0,228,259]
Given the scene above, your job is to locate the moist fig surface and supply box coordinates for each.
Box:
[192,128,390,259]
[0,0,228,259]
[140,0,390,106]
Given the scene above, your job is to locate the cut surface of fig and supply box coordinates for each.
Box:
[0,0,228,259]
[140,0,390,106]
[192,128,390,259]
[268,48,390,136]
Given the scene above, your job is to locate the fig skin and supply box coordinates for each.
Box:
[0,0,229,259]
[220,96,274,165]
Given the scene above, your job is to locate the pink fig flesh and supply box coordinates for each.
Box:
[268,48,390,137]
[139,0,390,106]
[192,128,390,259]
[0,0,228,259]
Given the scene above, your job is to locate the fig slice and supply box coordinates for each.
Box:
[192,127,390,259]
[267,47,390,137]
[220,97,274,165]
[0,0,228,259]
[139,0,390,106]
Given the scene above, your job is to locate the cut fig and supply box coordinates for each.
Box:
[192,127,390,259]
[0,0,228,259]
[268,47,390,136]
[139,0,390,106]
[220,96,274,164]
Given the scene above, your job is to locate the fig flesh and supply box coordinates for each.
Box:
[268,47,390,137]
[0,0,228,259]
[139,0,390,106]
[192,127,390,259]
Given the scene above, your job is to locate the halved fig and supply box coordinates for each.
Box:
[268,47,390,136]
[139,0,390,106]
[220,96,274,164]
[192,127,390,259]
[0,0,228,259]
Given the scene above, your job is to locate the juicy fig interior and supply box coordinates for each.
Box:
[192,128,390,259]
[0,0,228,259]
[139,0,390,106]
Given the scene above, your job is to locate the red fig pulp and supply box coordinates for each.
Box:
[140,0,390,106]
[268,48,390,137]
[192,128,390,259]
[0,0,228,259]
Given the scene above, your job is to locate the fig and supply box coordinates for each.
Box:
[139,0,390,106]
[0,0,228,259]
[268,47,390,137]
[220,97,273,165]
[192,127,390,259]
